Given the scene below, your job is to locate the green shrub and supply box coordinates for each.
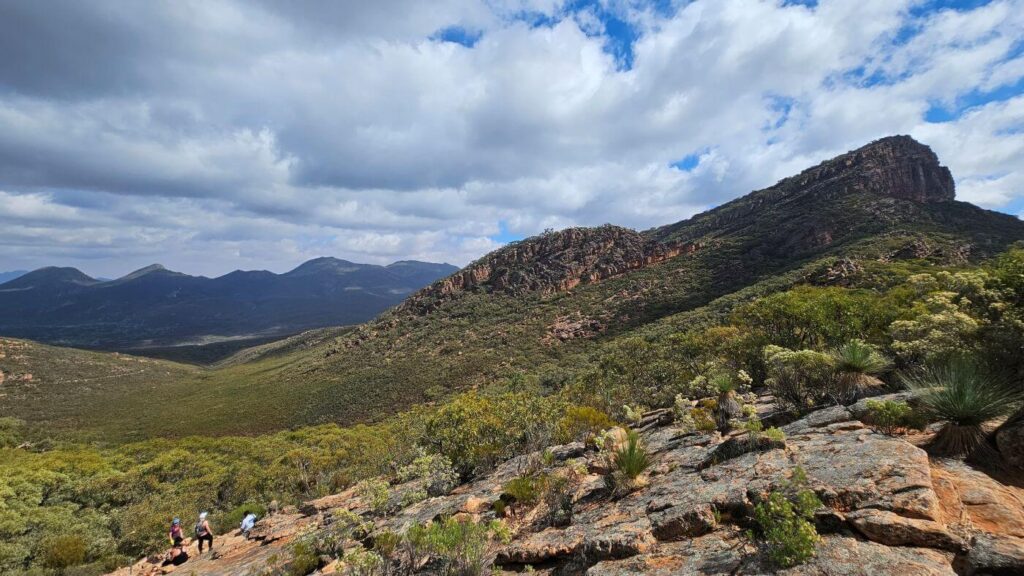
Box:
[396,453,459,497]
[357,478,390,516]
[742,417,764,440]
[344,547,384,576]
[751,492,821,568]
[492,499,507,518]
[420,518,511,576]
[503,475,541,506]
[40,534,88,569]
[903,359,1023,457]
[288,541,321,576]
[422,392,562,476]
[763,346,837,414]
[891,291,981,363]
[763,427,786,443]
[748,468,821,568]
[372,530,401,558]
[689,407,717,432]
[863,400,927,435]
[555,406,615,444]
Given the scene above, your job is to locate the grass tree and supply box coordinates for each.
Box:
[712,372,742,433]
[831,340,891,403]
[608,429,652,495]
[903,358,1023,458]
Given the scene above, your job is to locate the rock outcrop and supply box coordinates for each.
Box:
[398,225,698,313]
[108,400,1024,576]
[786,135,956,204]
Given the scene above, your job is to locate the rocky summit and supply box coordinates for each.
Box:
[110,396,1024,576]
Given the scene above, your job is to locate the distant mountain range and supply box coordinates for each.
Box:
[0,257,457,351]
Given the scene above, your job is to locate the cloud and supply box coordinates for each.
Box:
[0,0,1021,277]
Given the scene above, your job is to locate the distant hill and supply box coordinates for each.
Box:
[0,258,458,352]
[0,270,28,284]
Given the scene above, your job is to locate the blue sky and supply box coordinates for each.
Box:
[0,0,1022,276]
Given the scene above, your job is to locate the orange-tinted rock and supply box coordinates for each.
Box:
[931,459,1024,538]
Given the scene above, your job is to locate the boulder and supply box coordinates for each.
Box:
[648,502,717,541]
[959,533,1024,576]
[848,509,964,551]
[782,535,956,576]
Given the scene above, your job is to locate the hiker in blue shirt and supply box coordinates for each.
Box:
[240,511,257,538]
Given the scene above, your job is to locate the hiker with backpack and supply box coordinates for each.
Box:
[168,517,184,546]
[194,512,214,554]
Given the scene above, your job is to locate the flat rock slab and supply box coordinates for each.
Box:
[848,509,964,551]
[585,531,745,576]
[931,459,1024,539]
[782,534,956,576]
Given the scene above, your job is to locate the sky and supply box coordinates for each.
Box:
[0,0,1022,278]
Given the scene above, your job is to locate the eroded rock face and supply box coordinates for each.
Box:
[780,135,955,204]
[398,225,698,313]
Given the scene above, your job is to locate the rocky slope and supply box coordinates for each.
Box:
[111,396,1024,576]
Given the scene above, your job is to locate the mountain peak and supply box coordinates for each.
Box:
[285,257,364,277]
[1,266,97,288]
[115,263,172,282]
[790,134,955,204]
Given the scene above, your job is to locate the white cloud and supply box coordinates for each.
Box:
[0,0,1021,277]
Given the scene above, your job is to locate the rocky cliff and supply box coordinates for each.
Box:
[111,396,1024,576]
[399,225,698,314]
[650,135,962,246]
[780,135,955,204]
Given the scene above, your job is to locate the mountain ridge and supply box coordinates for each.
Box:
[0,257,458,354]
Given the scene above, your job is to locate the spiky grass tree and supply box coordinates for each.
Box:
[712,373,741,433]
[609,429,652,495]
[831,340,891,403]
[903,359,1022,458]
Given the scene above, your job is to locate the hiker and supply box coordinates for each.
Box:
[168,517,184,546]
[240,510,257,538]
[161,542,189,567]
[194,512,214,554]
